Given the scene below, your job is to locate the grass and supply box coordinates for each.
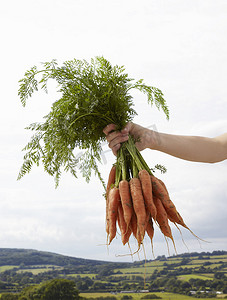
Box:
[217,294,227,299]
[115,267,145,274]
[146,260,180,266]
[207,258,227,263]
[0,265,18,272]
[178,274,214,281]
[69,273,97,279]
[113,259,177,275]
[190,258,227,265]
[207,263,223,269]
[189,260,208,264]
[17,265,63,275]
[175,264,201,269]
[210,255,227,260]
[17,268,49,275]
[115,265,164,275]
[80,292,218,299]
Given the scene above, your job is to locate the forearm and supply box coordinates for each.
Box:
[103,122,227,162]
[149,131,227,163]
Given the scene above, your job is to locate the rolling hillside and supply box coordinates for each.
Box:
[0,248,112,267]
[0,248,226,297]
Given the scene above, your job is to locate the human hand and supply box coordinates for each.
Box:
[103,122,152,156]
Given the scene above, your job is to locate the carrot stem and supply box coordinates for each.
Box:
[120,147,127,181]
[135,146,153,175]
[124,135,153,175]
[115,150,122,187]
[132,159,139,178]
[125,136,143,171]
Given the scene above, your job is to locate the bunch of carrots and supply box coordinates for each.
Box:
[105,135,193,253]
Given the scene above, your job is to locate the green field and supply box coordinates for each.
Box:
[80,292,218,299]
[70,273,97,279]
[115,266,163,275]
[0,265,18,272]
[0,249,226,297]
[178,274,214,281]
[17,265,63,275]
[0,292,223,300]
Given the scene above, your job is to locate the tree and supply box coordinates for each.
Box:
[141,295,162,299]
[17,279,80,300]
[214,272,225,279]
[0,294,19,300]
[40,279,80,300]
[180,281,192,290]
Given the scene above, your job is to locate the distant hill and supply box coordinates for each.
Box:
[0,247,226,269]
[0,248,114,267]
[0,248,226,295]
[0,248,226,268]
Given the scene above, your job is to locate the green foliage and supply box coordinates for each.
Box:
[0,294,19,300]
[41,278,79,299]
[85,297,117,300]
[153,164,167,174]
[140,295,162,299]
[16,279,80,299]
[18,56,169,187]
[121,296,133,300]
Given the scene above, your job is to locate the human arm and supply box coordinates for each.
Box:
[103,122,227,163]
[153,131,227,163]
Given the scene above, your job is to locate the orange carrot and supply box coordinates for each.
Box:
[150,175,169,203]
[106,165,116,194]
[146,217,154,241]
[157,178,188,226]
[167,210,187,227]
[105,165,116,235]
[117,201,127,236]
[108,186,120,244]
[136,210,150,246]
[139,169,157,220]
[146,216,155,256]
[130,210,138,239]
[151,175,182,224]
[143,209,151,231]
[153,196,173,240]
[117,201,132,245]
[122,226,132,245]
[106,191,110,235]
[106,213,110,236]
[119,179,133,229]
[157,178,168,192]
[129,177,147,244]
[152,176,197,244]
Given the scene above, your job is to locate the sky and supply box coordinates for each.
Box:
[0,0,227,262]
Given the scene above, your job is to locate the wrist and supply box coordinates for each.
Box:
[145,129,161,150]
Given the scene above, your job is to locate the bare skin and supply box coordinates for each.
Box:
[103,122,227,163]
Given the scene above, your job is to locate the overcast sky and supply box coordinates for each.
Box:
[0,0,227,262]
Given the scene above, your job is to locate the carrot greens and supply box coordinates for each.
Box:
[18,56,169,187]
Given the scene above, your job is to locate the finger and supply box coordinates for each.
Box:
[103,124,117,135]
[108,134,129,150]
[120,127,129,135]
[112,144,121,156]
[106,130,124,143]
